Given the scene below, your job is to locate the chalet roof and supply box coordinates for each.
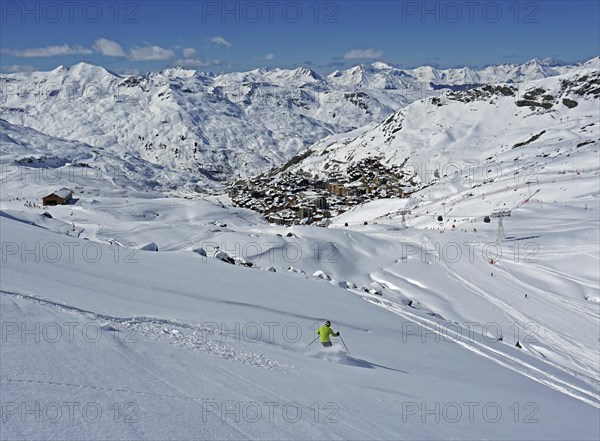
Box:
[47,188,73,199]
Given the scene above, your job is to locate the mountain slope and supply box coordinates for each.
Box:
[0,118,196,193]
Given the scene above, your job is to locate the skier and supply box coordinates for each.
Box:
[317,320,340,347]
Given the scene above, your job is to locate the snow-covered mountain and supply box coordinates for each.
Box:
[0,118,200,194]
[253,67,599,206]
[1,58,596,187]
[0,63,414,185]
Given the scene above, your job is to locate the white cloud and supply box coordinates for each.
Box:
[264,53,274,61]
[211,36,232,47]
[344,49,384,60]
[1,64,36,73]
[182,48,197,58]
[173,58,221,68]
[93,38,126,57]
[1,44,92,58]
[129,45,175,61]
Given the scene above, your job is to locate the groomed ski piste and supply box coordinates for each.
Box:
[1,67,599,440]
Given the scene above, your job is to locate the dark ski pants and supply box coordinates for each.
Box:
[321,341,332,347]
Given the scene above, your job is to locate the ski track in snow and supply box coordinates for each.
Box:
[0,289,293,372]
[0,378,215,402]
[431,239,600,386]
[364,296,600,409]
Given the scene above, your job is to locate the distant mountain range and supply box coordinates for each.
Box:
[327,58,599,89]
[1,57,597,188]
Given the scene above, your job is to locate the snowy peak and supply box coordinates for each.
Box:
[516,58,559,78]
[65,61,120,80]
[288,66,323,81]
[160,67,198,78]
[267,66,323,84]
[327,64,413,89]
[539,57,567,67]
[581,56,600,70]
[328,64,370,86]
[370,61,395,70]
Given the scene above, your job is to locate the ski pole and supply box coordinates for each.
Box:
[304,335,318,350]
[331,321,350,355]
[339,335,350,355]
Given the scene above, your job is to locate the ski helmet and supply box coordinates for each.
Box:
[325,320,331,326]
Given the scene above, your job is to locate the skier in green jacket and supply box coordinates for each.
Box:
[317,320,340,347]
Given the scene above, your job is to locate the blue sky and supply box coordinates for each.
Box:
[1,1,598,74]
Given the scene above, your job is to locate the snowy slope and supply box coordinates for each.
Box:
[1,211,599,440]
[0,118,198,193]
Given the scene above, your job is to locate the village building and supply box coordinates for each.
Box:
[228,158,412,226]
[42,188,73,206]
